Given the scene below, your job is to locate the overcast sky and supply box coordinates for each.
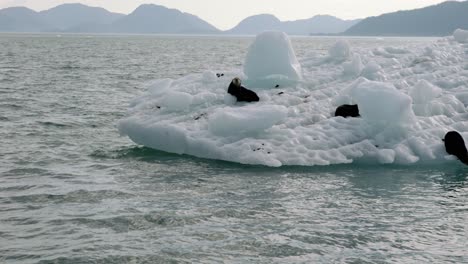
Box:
[0,0,454,30]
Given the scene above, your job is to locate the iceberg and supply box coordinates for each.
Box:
[453,28,468,43]
[119,32,468,167]
[243,31,302,88]
[328,39,351,60]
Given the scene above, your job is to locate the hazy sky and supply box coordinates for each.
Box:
[0,0,453,30]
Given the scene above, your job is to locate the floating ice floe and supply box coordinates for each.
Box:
[243,31,302,88]
[342,54,363,77]
[118,31,468,167]
[453,28,468,43]
[328,40,351,60]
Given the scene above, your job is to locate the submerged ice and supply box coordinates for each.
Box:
[118,31,468,167]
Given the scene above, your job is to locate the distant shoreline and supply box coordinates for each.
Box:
[0,31,446,39]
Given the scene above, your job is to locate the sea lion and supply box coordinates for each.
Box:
[335,104,360,118]
[443,131,468,165]
[227,77,259,102]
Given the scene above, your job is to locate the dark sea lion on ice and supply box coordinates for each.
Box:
[335,104,360,118]
[443,131,468,165]
[227,77,259,102]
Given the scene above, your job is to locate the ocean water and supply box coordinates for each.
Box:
[0,34,467,263]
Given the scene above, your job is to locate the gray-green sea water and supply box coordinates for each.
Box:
[0,34,467,263]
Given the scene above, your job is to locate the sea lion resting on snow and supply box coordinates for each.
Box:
[335,104,360,118]
[444,131,468,165]
[228,77,259,102]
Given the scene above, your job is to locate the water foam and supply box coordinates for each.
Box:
[119,31,468,167]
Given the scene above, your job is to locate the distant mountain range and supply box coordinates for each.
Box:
[0,3,359,35]
[0,4,123,32]
[41,4,124,31]
[0,7,49,32]
[345,0,468,36]
[110,4,218,34]
[0,1,467,36]
[227,14,361,35]
[0,3,218,34]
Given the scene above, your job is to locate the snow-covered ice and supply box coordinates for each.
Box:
[243,31,302,88]
[119,31,468,167]
[328,40,351,60]
[346,78,415,125]
[453,28,468,43]
[342,54,363,77]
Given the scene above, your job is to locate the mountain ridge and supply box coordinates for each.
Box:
[109,4,219,34]
[1,2,467,36]
[227,14,361,35]
[344,0,468,36]
[0,3,360,35]
[0,6,50,32]
[39,3,124,31]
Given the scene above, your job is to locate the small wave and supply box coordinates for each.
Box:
[3,217,40,226]
[36,255,180,264]
[2,168,50,177]
[37,121,73,128]
[0,185,39,192]
[8,189,133,204]
[59,65,81,70]
[3,254,43,263]
[48,213,202,233]
[91,146,174,159]
[0,103,22,110]
[52,64,95,71]
[90,146,231,168]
